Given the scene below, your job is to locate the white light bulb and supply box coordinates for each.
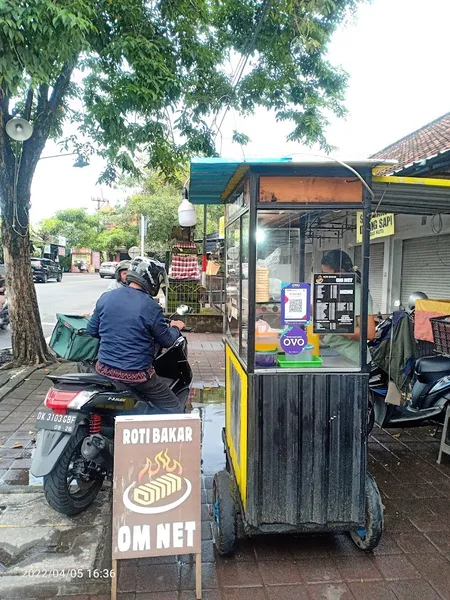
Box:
[256,229,265,243]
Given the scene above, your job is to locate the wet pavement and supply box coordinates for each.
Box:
[1,334,450,599]
[0,490,111,598]
[0,333,225,486]
[187,333,226,388]
[109,411,450,600]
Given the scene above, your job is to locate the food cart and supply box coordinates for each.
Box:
[188,157,390,553]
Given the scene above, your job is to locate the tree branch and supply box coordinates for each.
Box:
[0,93,15,198]
[0,91,10,116]
[19,60,77,193]
[24,89,34,121]
[49,62,75,114]
[36,84,49,117]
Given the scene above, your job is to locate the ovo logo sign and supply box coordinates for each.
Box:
[280,327,308,354]
[123,448,192,515]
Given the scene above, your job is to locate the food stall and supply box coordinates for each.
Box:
[188,157,394,553]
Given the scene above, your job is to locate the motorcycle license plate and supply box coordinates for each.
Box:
[35,410,78,434]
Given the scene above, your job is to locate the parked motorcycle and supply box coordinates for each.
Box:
[369,355,450,429]
[31,334,192,515]
[368,294,450,429]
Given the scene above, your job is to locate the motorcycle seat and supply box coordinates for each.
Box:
[48,373,126,390]
[416,356,450,374]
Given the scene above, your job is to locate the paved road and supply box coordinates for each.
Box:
[0,274,110,349]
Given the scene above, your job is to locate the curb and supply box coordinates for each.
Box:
[0,366,39,402]
[0,485,44,494]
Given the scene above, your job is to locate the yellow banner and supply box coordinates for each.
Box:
[357,212,395,243]
[219,216,225,239]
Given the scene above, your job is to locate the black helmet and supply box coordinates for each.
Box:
[115,260,131,283]
[126,256,167,296]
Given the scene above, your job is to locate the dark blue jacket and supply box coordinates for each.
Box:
[87,286,180,371]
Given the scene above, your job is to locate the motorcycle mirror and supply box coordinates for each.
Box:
[176,304,191,315]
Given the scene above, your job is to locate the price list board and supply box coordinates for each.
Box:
[313,273,356,335]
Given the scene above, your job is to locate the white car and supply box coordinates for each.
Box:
[99,262,118,278]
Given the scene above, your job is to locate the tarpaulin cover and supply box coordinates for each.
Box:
[415,299,450,342]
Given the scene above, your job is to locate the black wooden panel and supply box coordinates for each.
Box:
[248,373,367,530]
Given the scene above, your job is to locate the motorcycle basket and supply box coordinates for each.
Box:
[430,315,450,357]
[49,314,99,361]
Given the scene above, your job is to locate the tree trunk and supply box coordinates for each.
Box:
[1,65,75,366]
[1,183,55,366]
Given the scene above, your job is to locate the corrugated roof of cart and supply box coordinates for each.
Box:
[188,156,450,214]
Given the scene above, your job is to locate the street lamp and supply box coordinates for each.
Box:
[73,156,90,168]
[178,187,197,227]
[39,152,89,168]
[5,118,33,141]
[6,120,89,168]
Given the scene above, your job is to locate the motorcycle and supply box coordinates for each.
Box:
[369,355,450,429]
[368,307,450,429]
[30,333,192,516]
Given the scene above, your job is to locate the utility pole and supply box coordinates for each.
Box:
[202,205,207,287]
[92,197,106,211]
[140,214,146,256]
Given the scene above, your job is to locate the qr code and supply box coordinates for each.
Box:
[290,299,303,313]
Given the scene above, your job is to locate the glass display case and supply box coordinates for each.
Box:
[226,184,371,373]
[225,218,240,344]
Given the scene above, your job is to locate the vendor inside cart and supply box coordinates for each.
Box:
[321,249,376,364]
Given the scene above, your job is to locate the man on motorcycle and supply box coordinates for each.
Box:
[87,257,186,413]
[107,260,130,291]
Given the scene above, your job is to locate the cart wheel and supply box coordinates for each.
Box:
[212,470,237,556]
[350,473,384,551]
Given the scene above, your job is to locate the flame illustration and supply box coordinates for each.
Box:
[138,449,183,482]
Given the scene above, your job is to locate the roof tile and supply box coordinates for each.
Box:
[370,112,450,175]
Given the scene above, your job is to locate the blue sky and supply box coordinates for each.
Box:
[30,0,450,222]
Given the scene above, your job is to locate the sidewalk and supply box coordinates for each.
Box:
[186,332,226,388]
[0,335,450,600]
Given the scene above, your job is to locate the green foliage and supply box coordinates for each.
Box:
[124,172,223,252]
[96,227,138,257]
[232,131,250,147]
[1,0,364,189]
[39,208,101,249]
[36,172,222,254]
[0,0,94,93]
[0,0,364,366]
[58,254,72,271]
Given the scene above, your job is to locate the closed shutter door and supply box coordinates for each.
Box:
[401,235,450,303]
[354,243,384,313]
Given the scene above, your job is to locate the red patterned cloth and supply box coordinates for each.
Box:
[173,242,197,249]
[96,361,155,384]
[169,255,201,280]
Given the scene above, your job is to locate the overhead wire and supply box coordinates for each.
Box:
[12,141,29,237]
[431,213,450,267]
[213,0,273,142]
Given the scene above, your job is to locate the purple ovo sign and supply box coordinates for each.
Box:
[280,327,307,354]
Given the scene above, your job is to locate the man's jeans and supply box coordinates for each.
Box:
[129,374,182,413]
